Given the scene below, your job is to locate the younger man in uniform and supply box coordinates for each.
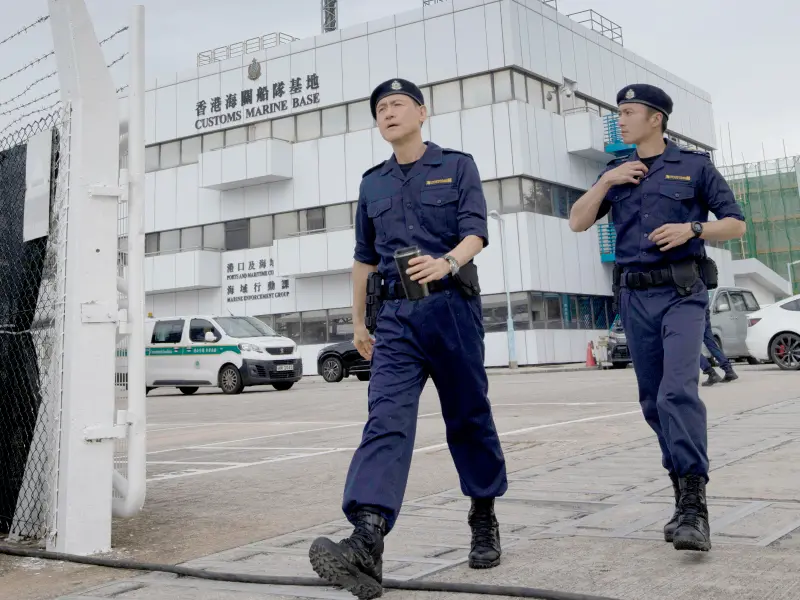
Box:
[569,84,746,552]
[308,79,507,599]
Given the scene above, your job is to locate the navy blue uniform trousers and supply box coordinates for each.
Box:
[342,286,508,533]
[698,307,730,371]
[619,278,710,479]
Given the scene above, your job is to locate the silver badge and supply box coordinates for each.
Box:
[390,80,402,90]
[625,88,635,99]
[247,58,262,81]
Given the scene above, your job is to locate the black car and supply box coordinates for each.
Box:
[317,341,371,383]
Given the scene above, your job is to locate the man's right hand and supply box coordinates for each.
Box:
[353,324,375,361]
[601,161,649,187]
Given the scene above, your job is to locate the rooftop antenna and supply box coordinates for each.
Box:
[322,0,337,33]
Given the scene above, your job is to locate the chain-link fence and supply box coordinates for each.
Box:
[0,105,71,545]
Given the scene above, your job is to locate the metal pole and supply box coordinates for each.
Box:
[789,262,793,297]
[113,4,146,518]
[497,217,517,369]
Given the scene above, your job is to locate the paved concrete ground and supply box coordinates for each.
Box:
[3,363,800,600]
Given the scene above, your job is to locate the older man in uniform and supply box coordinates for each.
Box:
[569,84,746,553]
[308,78,507,599]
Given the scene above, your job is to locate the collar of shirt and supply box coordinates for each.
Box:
[379,141,444,181]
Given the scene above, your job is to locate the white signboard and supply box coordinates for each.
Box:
[221,246,295,317]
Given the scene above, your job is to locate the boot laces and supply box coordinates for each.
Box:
[678,477,707,527]
[470,510,497,547]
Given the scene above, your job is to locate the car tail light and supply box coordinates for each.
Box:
[748,318,761,327]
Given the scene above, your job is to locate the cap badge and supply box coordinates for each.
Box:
[625,88,635,99]
[391,80,402,90]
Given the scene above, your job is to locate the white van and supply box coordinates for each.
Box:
[145,315,302,395]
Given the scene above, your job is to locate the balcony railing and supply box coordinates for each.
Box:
[602,114,636,157]
[197,32,299,67]
[598,223,616,263]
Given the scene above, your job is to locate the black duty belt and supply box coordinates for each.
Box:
[380,278,454,300]
[622,259,700,290]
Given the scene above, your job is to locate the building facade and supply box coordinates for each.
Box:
[139,0,735,372]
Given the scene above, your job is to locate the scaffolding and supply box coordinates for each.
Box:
[719,156,800,293]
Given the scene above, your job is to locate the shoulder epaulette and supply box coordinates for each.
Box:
[442,148,474,160]
[605,155,627,167]
[680,148,711,158]
[362,161,385,178]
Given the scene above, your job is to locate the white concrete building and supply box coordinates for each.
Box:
[139,0,744,373]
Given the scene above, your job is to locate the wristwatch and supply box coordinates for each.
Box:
[691,221,703,238]
[443,254,460,276]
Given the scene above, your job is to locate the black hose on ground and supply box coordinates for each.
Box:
[0,545,624,600]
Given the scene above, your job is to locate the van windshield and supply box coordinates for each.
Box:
[215,316,278,338]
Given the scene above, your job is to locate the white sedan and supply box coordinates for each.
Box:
[745,294,800,370]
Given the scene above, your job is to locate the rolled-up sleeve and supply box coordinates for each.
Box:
[702,160,745,221]
[353,182,380,265]
[456,156,489,247]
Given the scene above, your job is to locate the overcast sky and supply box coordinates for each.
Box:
[1,0,797,164]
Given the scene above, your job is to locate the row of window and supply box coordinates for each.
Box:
[144,176,587,255]
[143,66,709,174]
[253,292,616,346]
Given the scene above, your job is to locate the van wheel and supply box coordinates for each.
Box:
[179,386,199,395]
[219,364,244,395]
[272,382,294,391]
[356,372,370,381]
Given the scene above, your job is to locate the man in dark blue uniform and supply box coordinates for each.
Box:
[698,306,738,385]
[308,78,507,599]
[569,84,746,553]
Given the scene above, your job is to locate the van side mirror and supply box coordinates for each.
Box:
[205,331,217,343]
[716,303,730,313]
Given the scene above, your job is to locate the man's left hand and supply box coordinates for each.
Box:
[648,223,695,251]
[406,255,451,284]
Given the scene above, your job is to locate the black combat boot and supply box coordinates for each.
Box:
[672,474,711,552]
[468,498,502,569]
[663,472,681,542]
[722,365,739,382]
[308,509,386,600]
[701,368,722,386]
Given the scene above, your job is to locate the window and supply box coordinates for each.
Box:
[742,291,760,311]
[189,318,218,342]
[481,295,510,333]
[432,81,461,114]
[348,101,373,132]
[526,77,544,109]
[145,146,159,172]
[510,293,531,330]
[302,310,327,344]
[543,83,559,113]
[145,233,158,254]
[297,111,322,141]
[322,106,347,137]
[552,186,570,219]
[528,180,553,216]
[181,227,202,250]
[273,312,301,342]
[249,215,273,248]
[463,74,493,109]
[203,223,225,250]
[151,320,184,344]
[564,295,579,329]
[181,137,202,165]
[501,178,522,213]
[203,131,224,152]
[159,230,180,253]
[325,203,352,230]
[493,71,513,102]
[577,296,593,329]
[225,219,249,251]
[215,316,278,338]
[530,293,546,329]
[225,127,248,147]
[328,308,353,343]
[591,296,611,329]
[544,294,563,329]
[728,292,747,312]
[483,181,501,214]
[513,72,527,101]
[714,292,731,313]
[781,299,800,312]
[302,207,325,232]
[273,117,295,142]
[275,212,299,239]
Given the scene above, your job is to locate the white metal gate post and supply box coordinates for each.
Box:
[113,4,147,518]
[48,0,122,555]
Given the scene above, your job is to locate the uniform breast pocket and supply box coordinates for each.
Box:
[607,187,634,224]
[366,196,394,240]
[658,184,695,222]
[420,186,459,238]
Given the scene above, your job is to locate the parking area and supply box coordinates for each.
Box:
[5,363,800,600]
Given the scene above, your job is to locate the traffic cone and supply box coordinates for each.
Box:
[586,341,596,367]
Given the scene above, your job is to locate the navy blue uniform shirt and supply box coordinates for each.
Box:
[353,141,488,282]
[594,140,744,268]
